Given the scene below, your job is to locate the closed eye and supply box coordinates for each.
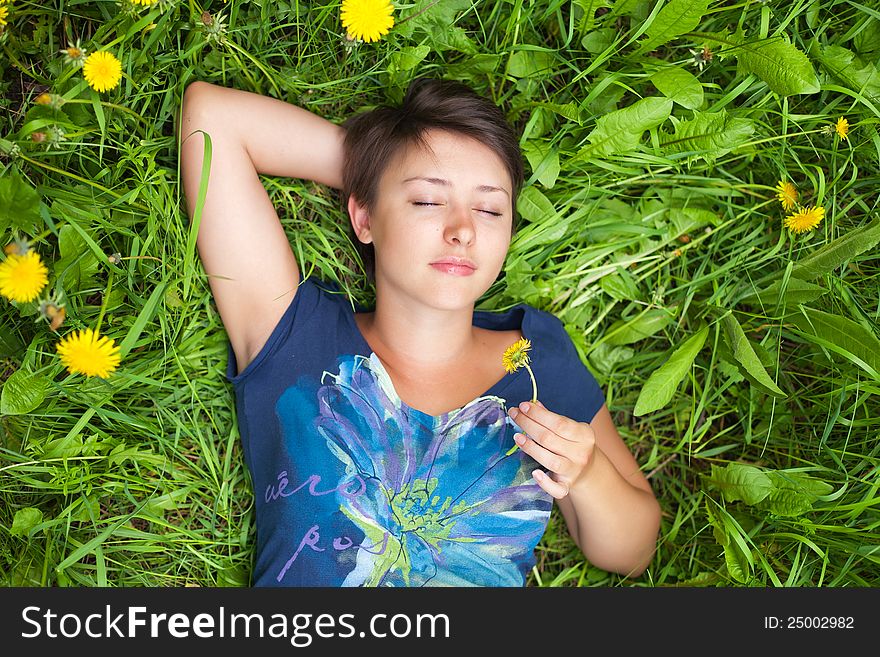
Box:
[412,202,502,216]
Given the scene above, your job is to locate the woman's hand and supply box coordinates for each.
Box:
[507,400,596,499]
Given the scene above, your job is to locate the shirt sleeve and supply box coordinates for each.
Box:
[224,275,344,386]
[529,307,606,424]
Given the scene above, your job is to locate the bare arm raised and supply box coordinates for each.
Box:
[178,81,345,376]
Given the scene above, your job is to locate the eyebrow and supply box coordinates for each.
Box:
[402,176,510,198]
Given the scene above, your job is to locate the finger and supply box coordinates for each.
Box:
[532,469,569,499]
[508,401,578,450]
[514,400,580,442]
[512,432,571,477]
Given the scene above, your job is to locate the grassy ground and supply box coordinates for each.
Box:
[1,0,878,587]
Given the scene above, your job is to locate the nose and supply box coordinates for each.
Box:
[444,202,475,246]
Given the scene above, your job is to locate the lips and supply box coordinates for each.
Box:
[430,256,477,277]
[430,256,477,270]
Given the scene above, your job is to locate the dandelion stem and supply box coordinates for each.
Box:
[505,363,539,457]
[524,363,538,403]
[95,270,114,335]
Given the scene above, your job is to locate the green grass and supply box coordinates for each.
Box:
[1,0,879,587]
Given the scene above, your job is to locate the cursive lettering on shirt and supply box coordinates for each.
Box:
[276,524,391,582]
[265,470,366,504]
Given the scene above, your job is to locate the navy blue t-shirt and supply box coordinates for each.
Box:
[225,275,605,587]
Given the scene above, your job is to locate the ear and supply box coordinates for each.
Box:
[347,195,373,245]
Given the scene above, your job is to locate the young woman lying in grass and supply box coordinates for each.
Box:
[178,77,661,587]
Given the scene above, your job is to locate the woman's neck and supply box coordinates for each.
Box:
[356,294,479,376]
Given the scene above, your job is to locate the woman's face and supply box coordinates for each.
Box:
[354,128,514,311]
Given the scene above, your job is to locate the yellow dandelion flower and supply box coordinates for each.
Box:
[82,51,122,93]
[774,180,798,212]
[784,205,824,234]
[502,337,532,374]
[835,117,849,141]
[0,5,9,28]
[502,338,539,456]
[340,0,395,43]
[130,0,157,5]
[0,251,49,303]
[56,328,121,378]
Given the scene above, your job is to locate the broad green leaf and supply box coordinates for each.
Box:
[145,487,193,515]
[573,0,611,33]
[790,216,880,281]
[764,471,833,517]
[704,463,774,506]
[661,109,755,165]
[634,324,708,416]
[599,266,640,301]
[721,313,787,397]
[812,44,880,106]
[787,307,880,381]
[71,496,101,523]
[737,278,828,308]
[406,0,472,25]
[516,185,557,223]
[52,223,101,289]
[667,207,719,237]
[511,213,575,251]
[705,464,833,518]
[446,53,502,81]
[606,307,676,346]
[612,0,647,17]
[0,323,24,359]
[43,434,88,459]
[650,66,704,109]
[637,0,709,54]
[588,342,635,375]
[537,101,583,125]
[522,140,561,188]
[11,507,43,536]
[722,539,751,583]
[390,45,431,72]
[582,28,616,54]
[705,501,752,583]
[728,33,820,96]
[0,368,49,415]
[508,49,555,79]
[576,96,673,159]
[433,25,478,55]
[0,171,42,235]
[853,18,880,59]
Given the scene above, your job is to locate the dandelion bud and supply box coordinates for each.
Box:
[39,298,67,332]
[108,252,123,264]
[4,238,31,256]
[47,126,66,144]
[31,132,47,143]
[35,93,53,105]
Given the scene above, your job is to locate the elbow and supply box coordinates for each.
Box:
[589,495,662,579]
[178,80,215,140]
[625,496,662,577]
[183,79,213,105]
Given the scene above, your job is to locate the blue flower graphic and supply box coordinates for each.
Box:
[313,353,553,587]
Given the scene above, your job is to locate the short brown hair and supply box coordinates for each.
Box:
[340,78,525,283]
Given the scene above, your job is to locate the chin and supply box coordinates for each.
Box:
[423,281,491,310]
